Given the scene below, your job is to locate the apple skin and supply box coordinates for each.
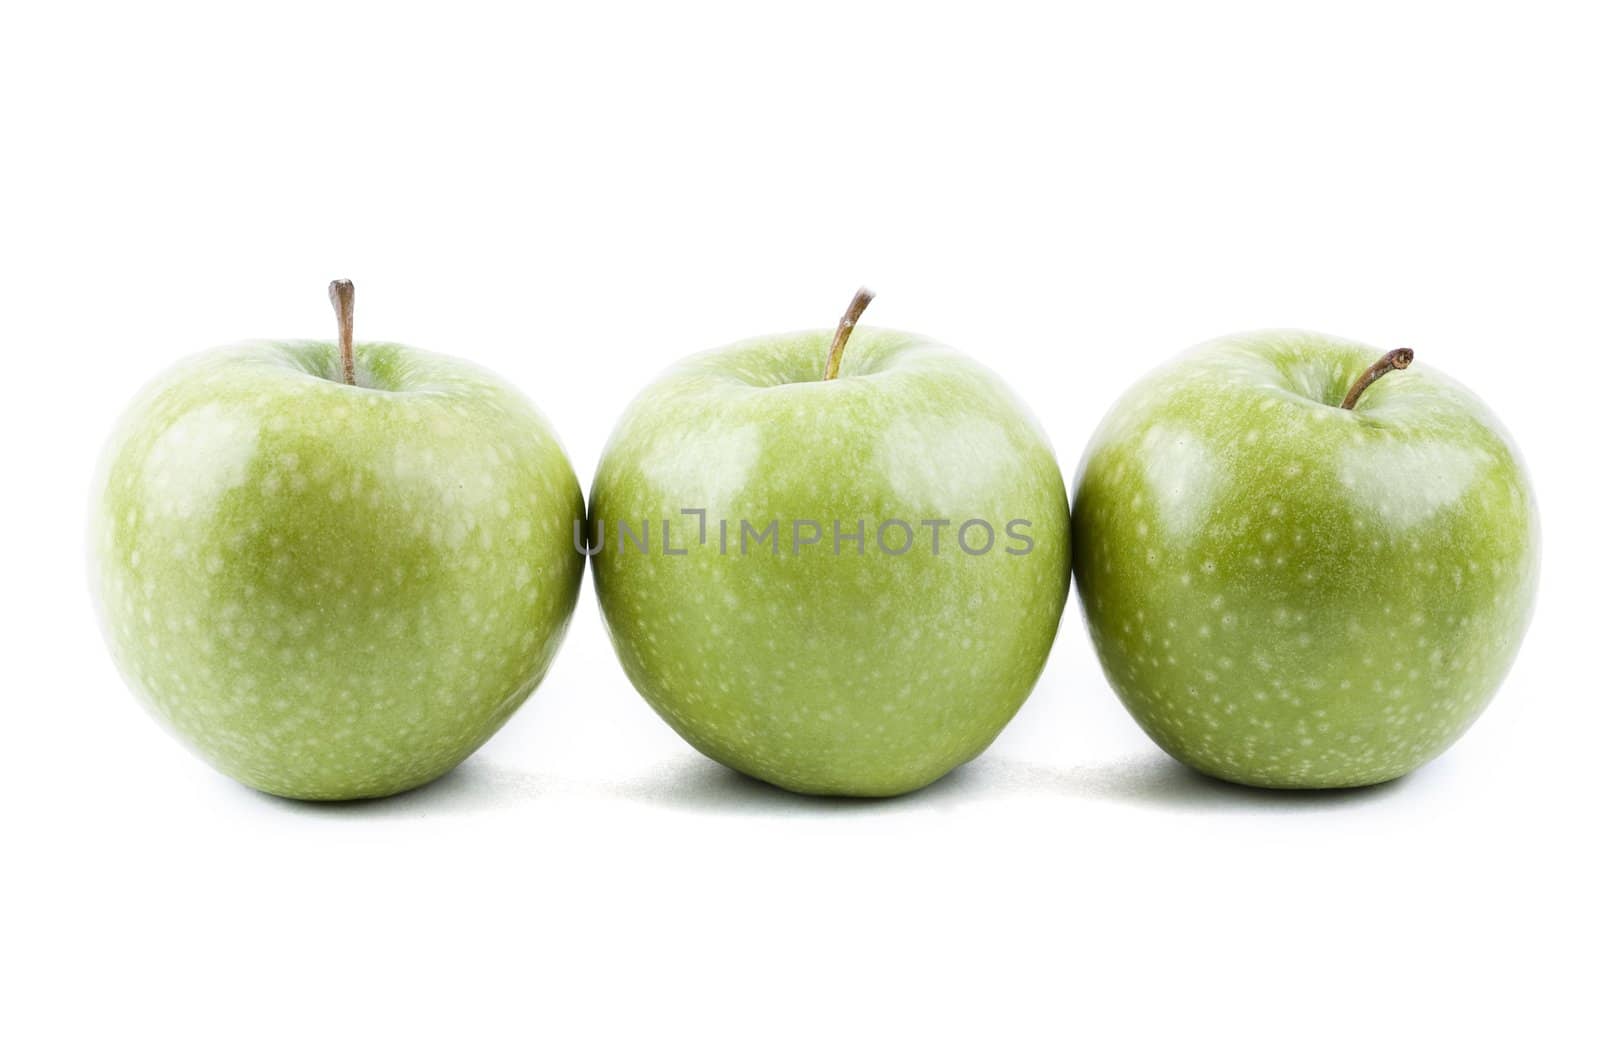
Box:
[1072,330,1538,788]
[590,327,1070,797]
[89,341,584,800]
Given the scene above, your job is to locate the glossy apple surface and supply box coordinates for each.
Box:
[590,326,1070,797]
[1072,330,1538,788]
[90,340,584,799]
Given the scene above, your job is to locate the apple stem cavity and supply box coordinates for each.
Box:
[821,287,877,382]
[1340,347,1414,410]
[328,279,357,386]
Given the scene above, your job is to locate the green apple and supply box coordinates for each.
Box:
[89,281,584,800]
[1072,330,1538,788]
[590,290,1070,797]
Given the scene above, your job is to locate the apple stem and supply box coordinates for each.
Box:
[821,287,876,381]
[328,279,357,386]
[1340,348,1414,410]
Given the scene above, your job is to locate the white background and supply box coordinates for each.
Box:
[4,2,1597,1060]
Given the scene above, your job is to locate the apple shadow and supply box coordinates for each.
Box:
[250,757,545,819]
[250,749,1417,819]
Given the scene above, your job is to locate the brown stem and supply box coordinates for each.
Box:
[328,279,356,386]
[1340,348,1414,410]
[821,287,876,381]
